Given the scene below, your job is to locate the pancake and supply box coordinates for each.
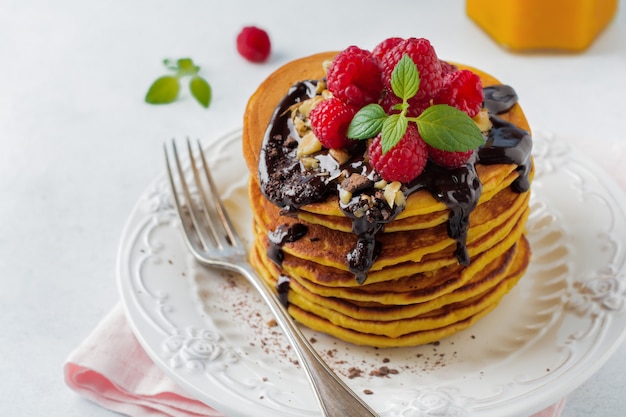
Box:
[242,39,534,347]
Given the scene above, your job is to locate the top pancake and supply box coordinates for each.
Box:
[242,51,532,220]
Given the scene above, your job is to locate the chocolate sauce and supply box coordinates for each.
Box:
[267,223,308,266]
[483,85,518,115]
[259,81,331,215]
[276,275,291,307]
[479,115,533,193]
[259,81,531,284]
[404,156,482,267]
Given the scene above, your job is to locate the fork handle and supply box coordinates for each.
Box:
[237,263,379,417]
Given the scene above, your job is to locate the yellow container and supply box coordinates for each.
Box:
[466,0,619,52]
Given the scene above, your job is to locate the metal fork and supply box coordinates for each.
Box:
[164,139,379,417]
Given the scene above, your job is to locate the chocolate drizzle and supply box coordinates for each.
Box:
[483,84,518,115]
[267,223,308,266]
[259,81,331,215]
[259,82,532,284]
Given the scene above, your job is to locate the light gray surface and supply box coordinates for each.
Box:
[1,0,624,416]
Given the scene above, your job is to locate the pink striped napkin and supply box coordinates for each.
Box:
[64,304,566,417]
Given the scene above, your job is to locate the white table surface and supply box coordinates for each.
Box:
[1,0,625,416]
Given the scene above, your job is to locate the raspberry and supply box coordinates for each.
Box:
[236,26,271,63]
[434,69,484,117]
[326,46,383,107]
[428,146,475,168]
[371,37,403,62]
[379,38,443,102]
[368,124,428,183]
[309,97,358,149]
[439,60,458,76]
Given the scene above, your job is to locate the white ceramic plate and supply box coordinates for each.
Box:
[117,130,626,417]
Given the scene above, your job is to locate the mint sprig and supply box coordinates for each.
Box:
[145,58,212,108]
[347,54,484,153]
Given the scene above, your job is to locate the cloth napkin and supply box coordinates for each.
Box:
[64,304,566,417]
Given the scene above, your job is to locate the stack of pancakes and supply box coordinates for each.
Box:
[242,52,532,347]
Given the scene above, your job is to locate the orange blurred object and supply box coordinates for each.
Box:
[466,0,618,52]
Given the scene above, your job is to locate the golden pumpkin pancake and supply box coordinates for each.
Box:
[250,178,530,277]
[242,38,534,347]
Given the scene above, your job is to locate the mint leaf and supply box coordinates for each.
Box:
[381,114,408,154]
[416,104,485,151]
[146,58,212,108]
[145,75,180,104]
[177,58,200,76]
[391,54,420,101]
[163,58,178,71]
[190,76,212,108]
[347,103,387,139]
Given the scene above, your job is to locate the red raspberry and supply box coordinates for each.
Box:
[439,60,458,76]
[326,46,383,107]
[368,124,428,183]
[428,146,475,169]
[379,38,443,102]
[236,26,271,63]
[371,37,403,62]
[434,69,484,117]
[309,97,358,149]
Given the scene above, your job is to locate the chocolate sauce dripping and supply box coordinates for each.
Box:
[276,275,291,307]
[260,81,531,284]
[404,156,482,267]
[478,116,533,193]
[267,223,308,266]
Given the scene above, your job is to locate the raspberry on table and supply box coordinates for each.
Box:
[434,69,484,117]
[236,26,271,63]
[368,124,428,183]
[428,146,475,169]
[309,97,358,150]
[326,46,383,108]
[379,37,444,102]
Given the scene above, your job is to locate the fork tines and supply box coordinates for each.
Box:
[164,139,239,256]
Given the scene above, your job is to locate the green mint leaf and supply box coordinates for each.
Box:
[190,76,212,108]
[145,75,180,104]
[381,114,408,154]
[391,54,420,101]
[416,104,485,152]
[177,58,199,76]
[347,103,387,139]
[163,58,178,71]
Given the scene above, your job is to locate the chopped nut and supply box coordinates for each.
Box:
[383,181,403,208]
[293,117,309,137]
[360,194,372,202]
[473,108,492,133]
[341,173,374,193]
[316,79,327,94]
[300,157,319,170]
[352,205,368,218]
[394,190,406,208]
[322,60,333,75]
[374,179,388,189]
[297,131,323,157]
[329,148,351,165]
[339,188,353,205]
[298,96,324,118]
